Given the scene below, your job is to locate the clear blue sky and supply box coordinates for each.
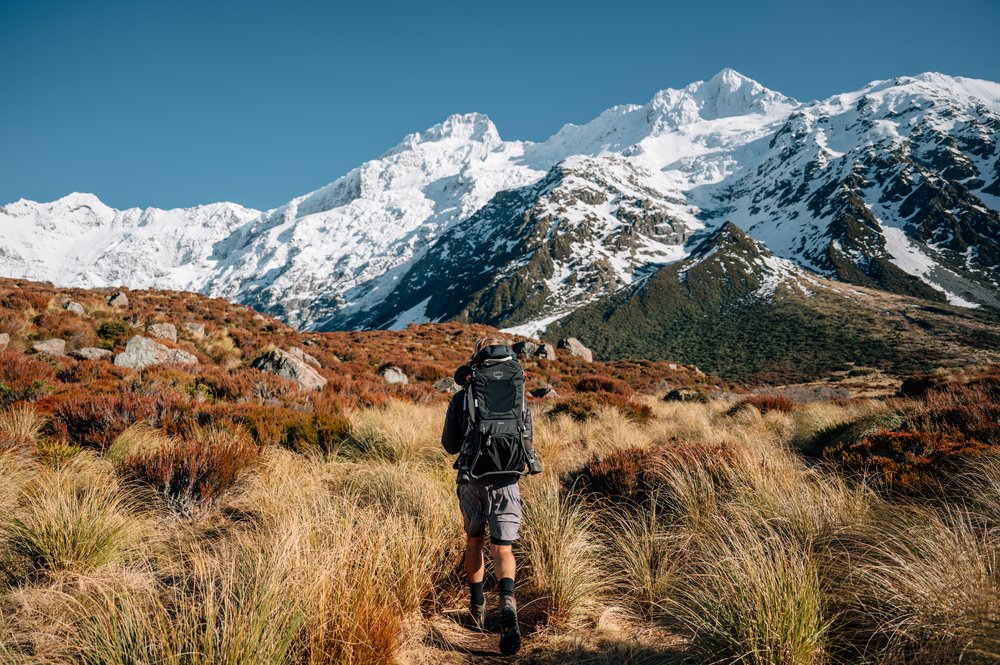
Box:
[2,0,998,211]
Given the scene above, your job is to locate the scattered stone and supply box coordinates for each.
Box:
[433,377,460,393]
[557,337,593,362]
[512,341,539,358]
[251,348,327,392]
[302,338,318,346]
[535,344,557,360]
[288,346,322,369]
[69,347,113,361]
[107,291,129,308]
[0,333,9,350]
[667,363,679,371]
[64,300,85,315]
[114,335,198,369]
[378,365,408,385]
[663,387,709,403]
[182,322,206,339]
[147,322,178,343]
[530,387,559,399]
[32,338,66,356]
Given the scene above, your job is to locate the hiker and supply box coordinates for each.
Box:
[441,335,542,656]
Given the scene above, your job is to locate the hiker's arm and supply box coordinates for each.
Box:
[441,391,465,455]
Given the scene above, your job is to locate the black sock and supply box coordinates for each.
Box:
[499,577,515,598]
[470,581,485,606]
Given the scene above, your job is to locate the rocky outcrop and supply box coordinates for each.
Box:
[69,347,113,361]
[558,337,593,362]
[433,377,460,393]
[64,300,85,315]
[288,346,321,369]
[107,291,129,307]
[536,343,557,360]
[182,322,206,339]
[147,322,177,342]
[512,341,539,358]
[251,348,327,391]
[32,338,66,356]
[530,386,558,398]
[114,335,198,369]
[378,365,408,385]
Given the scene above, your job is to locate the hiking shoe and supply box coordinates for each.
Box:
[498,595,521,656]
[468,601,486,631]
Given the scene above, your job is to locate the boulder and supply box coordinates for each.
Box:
[530,387,559,399]
[433,377,460,394]
[147,322,178,343]
[0,333,9,350]
[114,335,198,369]
[69,347,113,361]
[182,322,206,339]
[107,291,129,308]
[512,341,539,358]
[288,346,322,369]
[379,365,408,385]
[535,343,557,360]
[32,338,66,356]
[557,337,593,362]
[64,300,85,315]
[251,348,327,392]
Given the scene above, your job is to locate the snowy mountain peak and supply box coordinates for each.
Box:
[646,69,796,126]
[384,112,503,157]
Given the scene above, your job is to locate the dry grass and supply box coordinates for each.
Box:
[0,404,45,451]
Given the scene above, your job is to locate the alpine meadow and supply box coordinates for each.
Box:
[2,9,1000,661]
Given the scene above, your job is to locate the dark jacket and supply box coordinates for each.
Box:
[441,388,534,480]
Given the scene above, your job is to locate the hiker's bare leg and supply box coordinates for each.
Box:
[491,543,516,581]
[465,535,485,583]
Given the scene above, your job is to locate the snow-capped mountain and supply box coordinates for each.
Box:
[1,69,998,334]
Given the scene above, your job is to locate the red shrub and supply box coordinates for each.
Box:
[119,432,260,505]
[49,393,191,449]
[574,374,634,397]
[0,351,57,405]
[549,393,653,424]
[727,394,796,416]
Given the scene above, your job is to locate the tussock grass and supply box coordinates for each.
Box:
[346,399,445,463]
[3,464,138,577]
[520,480,607,628]
[0,404,45,450]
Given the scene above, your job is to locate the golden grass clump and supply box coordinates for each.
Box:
[0,404,45,451]
[346,399,446,463]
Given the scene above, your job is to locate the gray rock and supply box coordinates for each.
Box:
[114,335,198,369]
[147,322,177,343]
[433,377,460,393]
[530,387,559,399]
[107,291,129,308]
[69,347,113,361]
[0,333,9,350]
[288,346,321,369]
[535,343,557,360]
[182,322,206,339]
[64,300,85,315]
[379,365,408,385]
[251,348,327,391]
[512,341,538,358]
[32,338,66,356]
[557,337,593,362]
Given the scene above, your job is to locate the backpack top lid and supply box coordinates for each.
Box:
[471,345,514,366]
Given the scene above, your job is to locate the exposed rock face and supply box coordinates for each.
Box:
[32,338,66,356]
[0,333,9,350]
[536,343,557,360]
[512,341,539,358]
[147,322,178,343]
[530,387,558,399]
[379,365,408,385]
[251,348,327,391]
[557,337,593,362]
[114,335,198,369]
[182,322,206,339]
[433,377,460,393]
[107,291,129,307]
[64,300,85,315]
[288,346,321,369]
[69,347,113,361]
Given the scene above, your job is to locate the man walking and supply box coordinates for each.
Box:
[441,335,541,656]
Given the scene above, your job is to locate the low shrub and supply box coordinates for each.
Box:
[549,393,653,424]
[570,446,669,506]
[573,374,634,397]
[0,351,57,405]
[48,393,190,449]
[662,387,708,403]
[280,413,352,455]
[727,394,796,416]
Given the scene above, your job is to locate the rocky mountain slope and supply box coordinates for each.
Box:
[2,69,998,344]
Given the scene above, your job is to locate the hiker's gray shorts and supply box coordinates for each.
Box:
[457,482,521,546]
